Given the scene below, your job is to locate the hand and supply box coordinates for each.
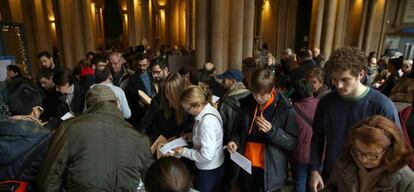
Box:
[309,171,324,192]
[173,147,184,155]
[255,116,272,133]
[227,141,238,153]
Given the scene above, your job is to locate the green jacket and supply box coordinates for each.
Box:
[38,102,153,192]
[326,152,414,192]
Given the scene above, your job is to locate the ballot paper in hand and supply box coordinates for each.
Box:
[230,152,252,174]
[159,137,188,155]
[61,112,74,121]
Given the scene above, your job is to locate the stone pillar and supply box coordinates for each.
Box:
[0,0,12,22]
[229,0,244,70]
[333,0,346,49]
[211,0,225,72]
[362,0,375,53]
[127,0,136,47]
[33,0,53,53]
[134,0,142,45]
[186,0,192,49]
[72,0,86,61]
[312,0,325,49]
[243,0,254,59]
[81,0,95,52]
[195,0,207,69]
[142,0,149,44]
[321,0,338,58]
[358,0,369,49]
[57,0,75,69]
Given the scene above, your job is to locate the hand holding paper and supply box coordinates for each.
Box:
[159,137,188,155]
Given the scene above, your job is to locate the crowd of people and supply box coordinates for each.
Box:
[0,45,414,192]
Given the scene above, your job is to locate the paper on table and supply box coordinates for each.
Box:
[61,112,74,121]
[230,151,252,174]
[159,137,188,155]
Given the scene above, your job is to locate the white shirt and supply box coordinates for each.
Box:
[181,103,224,170]
[91,82,131,118]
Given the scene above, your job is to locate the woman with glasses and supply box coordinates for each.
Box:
[325,115,414,192]
[173,85,224,192]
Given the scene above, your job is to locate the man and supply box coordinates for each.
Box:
[94,66,131,119]
[53,70,85,117]
[38,85,153,191]
[227,68,297,192]
[312,48,325,68]
[203,62,225,98]
[309,47,401,192]
[37,69,60,122]
[126,54,156,129]
[290,49,317,82]
[38,51,59,75]
[109,51,134,90]
[216,69,250,192]
[0,83,51,187]
[150,59,169,93]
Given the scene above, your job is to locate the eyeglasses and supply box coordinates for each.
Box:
[353,147,387,161]
[33,106,44,115]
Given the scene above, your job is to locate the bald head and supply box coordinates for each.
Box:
[203,62,216,75]
[312,48,320,57]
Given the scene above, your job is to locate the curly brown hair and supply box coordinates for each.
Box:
[347,115,412,173]
[325,47,367,77]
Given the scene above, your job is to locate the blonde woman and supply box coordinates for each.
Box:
[174,85,224,192]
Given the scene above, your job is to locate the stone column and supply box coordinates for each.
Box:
[127,0,136,47]
[321,0,338,58]
[312,0,325,49]
[362,0,375,53]
[333,0,346,49]
[0,0,11,22]
[81,0,95,52]
[243,0,254,59]
[195,0,207,69]
[358,0,369,49]
[229,0,244,70]
[32,0,53,53]
[134,0,142,45]
[211,0,225,72]
[72,0,86,61]
[57,0,75,69]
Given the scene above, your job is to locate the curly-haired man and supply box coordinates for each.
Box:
[309,47,401,192]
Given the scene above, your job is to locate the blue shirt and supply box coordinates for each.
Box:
[310,88,401,178]
[139,72,153,97]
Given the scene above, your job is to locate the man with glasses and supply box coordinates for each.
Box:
[0,83,52,188]
[150,59,169,93]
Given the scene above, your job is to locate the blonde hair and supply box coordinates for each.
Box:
[160,73,184,124]
[180,85,207,106]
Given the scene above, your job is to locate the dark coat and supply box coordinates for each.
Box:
[230,93,298,191]
[38,102,153,192]
[326,152,414,192]
[0,117,51,183]
[139,95,192,142]
[56,83,85,118]
[126,71,156,129]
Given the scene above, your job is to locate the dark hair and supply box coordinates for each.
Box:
[178,66,191,75]
[136,53,149,62]
[94,66,111,83]
[191,69,211,85]
[297,48,312,61]
[250,68,274,93]
[150,59,168,70]
[37,51,52,59]
[306,67,324,84]
[7,65,21,77]
[274,75,290,90]
[293,78,313,100]
[52,70,74,86]
[348,115,412,173]
[145,156,192,192]
[37,68,54,80]
[86,51,96,58]
[91,55,107,66]
[324,47,367,77]
[9,83,43,115]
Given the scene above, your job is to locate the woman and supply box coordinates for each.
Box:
[306,67,330,98]
[139,73,191,142]
[174,85,224,192]
[326,115,414,192]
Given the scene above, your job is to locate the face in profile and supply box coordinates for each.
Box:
[39,77,54,90]
[353,139,388,169]
[308,76,322,93]
[55,82,71,94]
[221,78,235,90]
[39,56,53,69]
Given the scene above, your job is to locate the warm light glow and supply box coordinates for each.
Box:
[158,0,167,6]
[124,13,128,25]
[51,22,56,31]
[91,2,96,14]
[49,15,55,22]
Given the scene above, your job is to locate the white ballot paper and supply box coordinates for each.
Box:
[230,152,252,174]
[159,137,188,155]
[61,112,74,121]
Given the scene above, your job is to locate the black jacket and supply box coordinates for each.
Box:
[56,83,85,118]
[126,71,156,129]
[230,93,298,191]
[0,117,51,183]
[139,95,192,142]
